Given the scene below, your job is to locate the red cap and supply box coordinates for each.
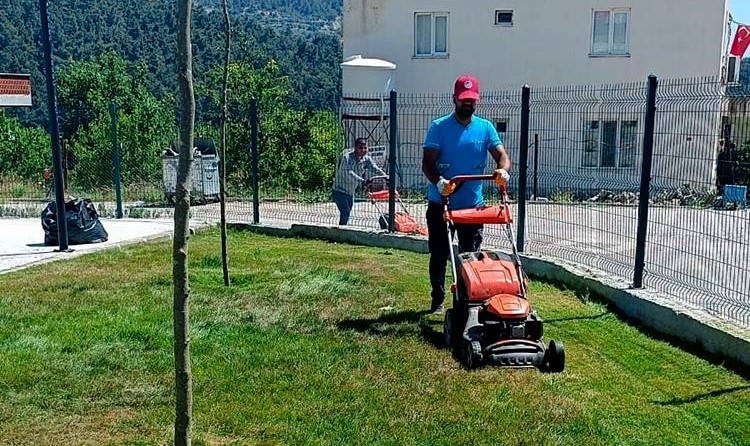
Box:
[454,75,480,101]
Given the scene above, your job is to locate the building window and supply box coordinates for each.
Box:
[582,120,638,168]
[495,10,513,26]
[415,12,449,57]
[726,56,740,83]
[591,9,630,56]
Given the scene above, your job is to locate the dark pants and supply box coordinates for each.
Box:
[332,189,354,225]
[425,201,483,304]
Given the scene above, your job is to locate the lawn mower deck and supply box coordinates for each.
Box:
[367,177,428,236]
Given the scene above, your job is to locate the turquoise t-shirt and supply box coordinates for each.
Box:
[423,113,502,209]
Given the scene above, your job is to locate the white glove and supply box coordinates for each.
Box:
[494,168,510,184]
[436,176,456,196]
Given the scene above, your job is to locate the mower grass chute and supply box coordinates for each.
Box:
[441,172,565,372]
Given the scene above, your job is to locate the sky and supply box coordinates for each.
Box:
[730,0,750,25]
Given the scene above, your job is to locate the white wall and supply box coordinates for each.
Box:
[343,0,731,93]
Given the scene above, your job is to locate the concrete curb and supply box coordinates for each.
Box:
[240,222,750,368]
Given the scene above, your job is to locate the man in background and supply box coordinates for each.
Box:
[332,137,387,225]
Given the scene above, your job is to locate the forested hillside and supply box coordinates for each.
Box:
[200,0,342,33]
[0,0,342,126]
[201,0,341,20]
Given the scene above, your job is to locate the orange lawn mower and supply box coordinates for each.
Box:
[441,172,565,372]
[366,176,428,236]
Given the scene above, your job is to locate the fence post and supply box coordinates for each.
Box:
[40,0,70,251]
[388,90,398,232]
[250,98,259,224]
[532,133,539,199]
[109,102,123,218]
[516,85,530,252]
[633,75,658,289]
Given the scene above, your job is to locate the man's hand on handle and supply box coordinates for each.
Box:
[437,177,457,197]
[493,169,510,187]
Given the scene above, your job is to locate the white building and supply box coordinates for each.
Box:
[342,0,743,194]
[343,0,735,92]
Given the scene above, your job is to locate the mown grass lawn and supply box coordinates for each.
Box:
[0,227,748,445]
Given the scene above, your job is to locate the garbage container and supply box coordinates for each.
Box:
[193,137,220,203]
[199,153,220,199]
[161,148,178,203]
[161,138,220,204]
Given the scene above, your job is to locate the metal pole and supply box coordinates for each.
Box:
[40,0,70,252]
[388,90,398,232]
[533,133,539,200]
[516,85,530,252]
[633,75,658,289]
[61,138,68,191]
[109,102,123,218]
[250,98,259,224]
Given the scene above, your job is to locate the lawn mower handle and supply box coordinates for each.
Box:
[363,175,390,193]
[447,172,506,190]
[441,172,508,205]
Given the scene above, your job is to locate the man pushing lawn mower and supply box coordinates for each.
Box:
[422,74,564,372]
[422,74,510,314]
[332,137,387,226]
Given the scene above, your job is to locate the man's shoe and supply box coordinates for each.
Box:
[430,297,445,314]
[431,303,445,314]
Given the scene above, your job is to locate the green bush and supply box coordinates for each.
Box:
[56,52,174,192]
[198,60,342,195]
[0,111,51,179]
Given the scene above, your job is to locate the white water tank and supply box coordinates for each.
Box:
[341,55,397,96]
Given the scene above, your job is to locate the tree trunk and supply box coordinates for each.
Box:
[174,0,194,445]
[219,0,231,286]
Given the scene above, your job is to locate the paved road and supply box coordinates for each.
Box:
[0,218,179,274]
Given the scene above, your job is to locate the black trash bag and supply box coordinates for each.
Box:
[41,198,109,246]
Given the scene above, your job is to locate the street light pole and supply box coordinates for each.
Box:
[40,0,71,252]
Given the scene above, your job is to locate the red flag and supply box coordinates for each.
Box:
[730,25,750,57]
